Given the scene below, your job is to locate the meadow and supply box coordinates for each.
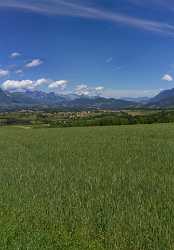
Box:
[1,123,174,249]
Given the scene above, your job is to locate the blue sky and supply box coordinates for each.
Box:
[0,0,174,98]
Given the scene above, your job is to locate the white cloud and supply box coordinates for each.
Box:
[35,78,50,87]
[0,69,9,78]
[94,86,104,95]
[48,80,69,90]
[25,59,43,68]
[75,84,104,96]
[1,78,69,92]
[2,80,34,91]
[162,74,173,81]
[75,84,90,96]
[1,78,49,92]
[10,52,21,58]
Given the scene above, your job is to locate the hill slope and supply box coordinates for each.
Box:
[148,88,174,107]
[0,89,11,105]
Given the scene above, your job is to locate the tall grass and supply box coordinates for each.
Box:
[1,124,174,249]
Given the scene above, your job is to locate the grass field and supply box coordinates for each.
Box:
[1,124,174,249]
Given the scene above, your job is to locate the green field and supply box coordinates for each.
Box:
[1,124,174,249]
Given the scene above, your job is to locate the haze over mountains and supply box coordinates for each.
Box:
[0,87,173,110]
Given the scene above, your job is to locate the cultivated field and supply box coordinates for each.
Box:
[1,124,174,249]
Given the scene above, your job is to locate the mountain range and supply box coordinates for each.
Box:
[0,89,136,110]
[0,87,174,110]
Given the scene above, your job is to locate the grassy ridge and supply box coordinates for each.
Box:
[1,124,174,249]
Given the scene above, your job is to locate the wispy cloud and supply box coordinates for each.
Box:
[10,52,21,58]
[15,69,23,74]
[1,0,174,36]
[0,69,9,78]
[113,66,125,71]
[128,0,174,10]
[106,57,113,63]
